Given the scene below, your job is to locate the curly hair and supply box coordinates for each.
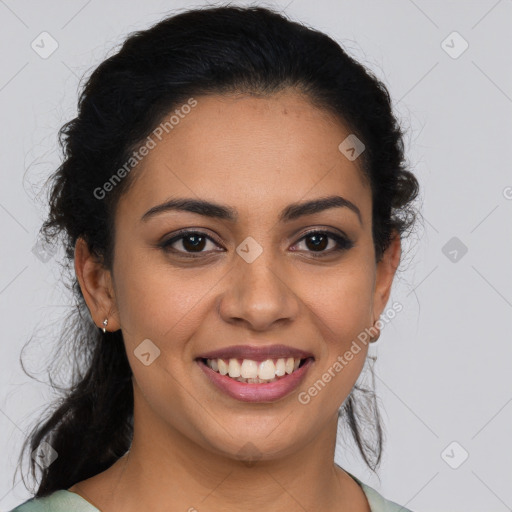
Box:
[14,4,419,497]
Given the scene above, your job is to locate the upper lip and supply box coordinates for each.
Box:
[196,344,314,362]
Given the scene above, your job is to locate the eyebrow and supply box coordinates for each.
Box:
[140,195,362,225]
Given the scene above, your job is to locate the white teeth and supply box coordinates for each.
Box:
[240,359,258,379]
[228,358,241,378]
[218,359,229,375]
[258,359,276,380]
[275,358,286,376]
[204,357,305,382]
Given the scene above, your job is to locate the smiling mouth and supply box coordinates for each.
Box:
[197,356,312,384]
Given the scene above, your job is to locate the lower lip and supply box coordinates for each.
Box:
[196,358,314,403]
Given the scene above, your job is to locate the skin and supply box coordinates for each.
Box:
[70,89,401,512]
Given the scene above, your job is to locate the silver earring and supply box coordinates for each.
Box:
[102,318,108,334]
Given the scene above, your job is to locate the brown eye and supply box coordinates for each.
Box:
[292,230,354,256]
[160,231,222,257]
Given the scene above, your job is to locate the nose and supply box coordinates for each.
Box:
[217,254,300,332]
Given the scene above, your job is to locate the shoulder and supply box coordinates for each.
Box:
[346,471,416,512]
[9,490,100,512]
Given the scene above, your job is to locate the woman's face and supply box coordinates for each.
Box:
[88,90,399,462]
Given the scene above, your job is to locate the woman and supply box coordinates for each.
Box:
[10,5,419,511]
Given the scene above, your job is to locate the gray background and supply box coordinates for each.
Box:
[1,1,511,511]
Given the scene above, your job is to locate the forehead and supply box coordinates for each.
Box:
[117,91,370,224]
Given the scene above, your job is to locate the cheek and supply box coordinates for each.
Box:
[298,302,370,418]
[113,262,204,405]
[304,265,375,341]
[113,248,179,326]
[297,265,373,403]
[112,252,214,360]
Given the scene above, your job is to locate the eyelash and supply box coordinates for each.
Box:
[159,229,354,259]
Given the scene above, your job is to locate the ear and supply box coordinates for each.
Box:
[372,231,401,322]
[74,237,120,332]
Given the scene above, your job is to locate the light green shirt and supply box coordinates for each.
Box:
[9,471,415,512]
